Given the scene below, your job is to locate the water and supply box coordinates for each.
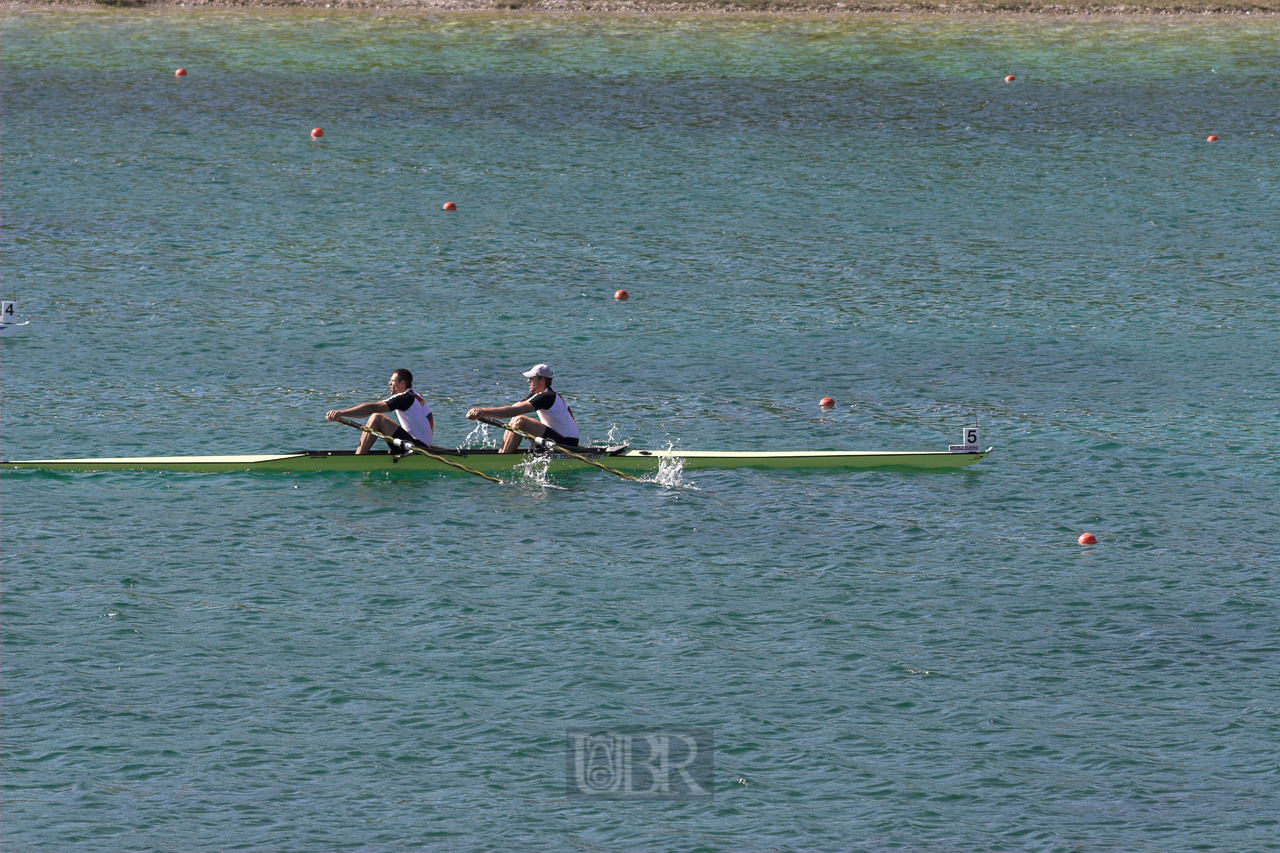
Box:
[2,9,1278,851]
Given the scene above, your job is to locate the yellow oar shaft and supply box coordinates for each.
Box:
[475,416,639,482]
[334,417,502,483]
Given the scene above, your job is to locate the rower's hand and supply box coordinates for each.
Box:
[326,410,342,421]
[466,408,485,421]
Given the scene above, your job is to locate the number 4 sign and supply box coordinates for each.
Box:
[0,301,30,337]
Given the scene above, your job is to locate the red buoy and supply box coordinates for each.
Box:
[175,68,188,78]
[1004,74,1015,82]
[311,127,324,139]
[442,201,457,211]
[820,397,836,409]
[614,289,629,301]
[1206,135,1218,142]
[1078,532,1097,545]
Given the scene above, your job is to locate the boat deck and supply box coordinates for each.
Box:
[0,446,992,474]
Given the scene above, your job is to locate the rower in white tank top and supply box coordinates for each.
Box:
[325,368,435,454]
[384,387,433,446]
[524,386,578,443]
[465,363,580,454]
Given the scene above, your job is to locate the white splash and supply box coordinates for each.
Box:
[464,422,498,449]
[654,454,688,489]
[639,443,698,490]
[604,423,629,447]
[516,452,565,490]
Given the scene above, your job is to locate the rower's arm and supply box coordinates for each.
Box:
[327,401,390,420]
[467,401,535,420]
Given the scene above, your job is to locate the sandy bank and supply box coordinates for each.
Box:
[5,0,1279,16]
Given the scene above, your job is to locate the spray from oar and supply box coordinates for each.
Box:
[473,416,640,482]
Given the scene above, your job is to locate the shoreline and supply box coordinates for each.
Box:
[5,0,1280,16]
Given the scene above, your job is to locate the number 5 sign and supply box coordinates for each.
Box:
[950,427,980,452]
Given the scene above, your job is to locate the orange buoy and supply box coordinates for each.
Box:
[311,127,324,139]
[614,289,629,301]
[175,68,188,78]
[1078,532,1097,545]
[442,201,457,211]
[820,397,836,409]
[1206,134,1218,142]
[1004,74,1015,82]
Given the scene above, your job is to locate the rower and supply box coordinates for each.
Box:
[466,363,580,453]
[326,368,434,455]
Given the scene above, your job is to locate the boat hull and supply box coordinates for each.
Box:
[0,447,991,474]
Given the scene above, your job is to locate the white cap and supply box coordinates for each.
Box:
[522,363,554,379]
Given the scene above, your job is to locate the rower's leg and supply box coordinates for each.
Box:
[356,413,397,454]
[355,414,380,454]
[500,418,523,453]
[502,415,546,453]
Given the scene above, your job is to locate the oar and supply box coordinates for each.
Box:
[472,415,640,482]
[332,417,502,484]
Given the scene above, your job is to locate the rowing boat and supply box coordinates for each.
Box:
[0,445,991,474]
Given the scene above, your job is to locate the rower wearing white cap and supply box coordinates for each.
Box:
[466,363,580,453]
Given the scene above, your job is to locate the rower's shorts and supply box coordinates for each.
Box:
[386,424,429,451]
[541,426,579,447]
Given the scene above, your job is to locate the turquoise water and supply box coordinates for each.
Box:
[3,9,1278,850]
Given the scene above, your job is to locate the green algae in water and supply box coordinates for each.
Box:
[4,9,1280,82]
